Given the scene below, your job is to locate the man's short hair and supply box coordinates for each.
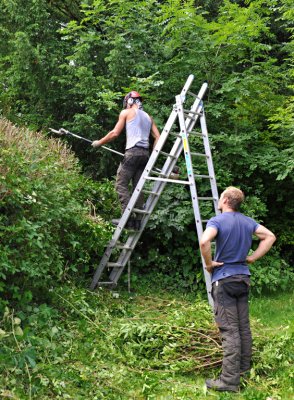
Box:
[223,186,245,211]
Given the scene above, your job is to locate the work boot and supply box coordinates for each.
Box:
[111,217,140,230]
[206,378,239,392]
[112,218,134,229]
[133,219,141,230]
[126,218,135,229]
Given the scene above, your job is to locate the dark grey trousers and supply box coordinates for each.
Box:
[212,274,252,386]
[115,147,149,213]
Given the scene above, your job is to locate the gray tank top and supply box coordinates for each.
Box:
[125,109,152,150]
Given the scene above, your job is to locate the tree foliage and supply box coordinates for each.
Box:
[0,0,293,293]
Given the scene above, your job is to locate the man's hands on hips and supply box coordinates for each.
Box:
[246,255,255,264]
[92,140,101,148]
[205,261,224,274]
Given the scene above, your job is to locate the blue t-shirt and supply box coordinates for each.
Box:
[207,212,259,283]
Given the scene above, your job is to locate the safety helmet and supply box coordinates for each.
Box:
[123,91,143,109]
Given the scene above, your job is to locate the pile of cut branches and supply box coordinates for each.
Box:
[108,295,222,372]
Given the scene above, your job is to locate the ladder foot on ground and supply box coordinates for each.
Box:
[90,74,219,306]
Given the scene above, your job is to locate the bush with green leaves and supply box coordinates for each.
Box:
[0,119,116,305]
[0,0,293,295]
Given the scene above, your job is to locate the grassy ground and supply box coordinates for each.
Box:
[0,283,293,399]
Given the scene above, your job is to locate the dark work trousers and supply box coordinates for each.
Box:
[212,274,252,386]
[115,146,149,214]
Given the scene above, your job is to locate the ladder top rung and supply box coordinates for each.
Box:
[187,90,202,99]
[198,197,215,200]
[133,208,150,214]
[117,245,133,250]
[107,262,123,268]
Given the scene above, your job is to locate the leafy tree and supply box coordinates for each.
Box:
[0,0,292,292]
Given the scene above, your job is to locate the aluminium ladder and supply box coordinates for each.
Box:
[90,75,219,305]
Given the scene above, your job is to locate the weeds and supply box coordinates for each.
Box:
[0,284,293,399]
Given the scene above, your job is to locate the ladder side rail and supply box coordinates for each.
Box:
[91,78,208,290]
[91,84,196,289]
[147,82,208,183]
[109,137,190,284]
[176,95,213,306]
[92,228,142,288]
[97,98,188,249]
[134,82,209,217]
[185,83,208,133]
[90,220,134,289]
[91,117,204,290]
[90,257,111,289]
[199,110,220,215]
[143,89,208,211]
[102,74,198,239]
[113,75,201,233]
[111,109,180,233]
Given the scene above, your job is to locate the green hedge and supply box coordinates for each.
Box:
[0,119,115,305]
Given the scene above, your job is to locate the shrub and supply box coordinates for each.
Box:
[0,119,115,306]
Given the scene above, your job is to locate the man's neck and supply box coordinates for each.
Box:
[221,206,235,213]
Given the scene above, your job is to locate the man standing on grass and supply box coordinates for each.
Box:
[200,186,276,392]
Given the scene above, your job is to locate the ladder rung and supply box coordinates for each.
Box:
[150,169,166,177]
[159,150,177,159]
[117,245,133,250]
[142,190,160,196]
[107,262,123,268]
[194,174,212,179]
[133,208,150,214]
[187,90,201,99]
[91,79,216,297]
[183,109,201,116]
[190,152,208,158]
[145,176,190,185]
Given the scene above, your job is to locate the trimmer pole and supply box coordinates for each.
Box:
[49,128,124,157]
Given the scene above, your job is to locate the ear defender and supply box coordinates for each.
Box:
[123,91,142,109]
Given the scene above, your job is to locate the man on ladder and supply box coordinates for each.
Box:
[92,91,160,229]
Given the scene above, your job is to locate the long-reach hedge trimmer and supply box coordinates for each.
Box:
[49,128,179,177]
[49,128,124,157]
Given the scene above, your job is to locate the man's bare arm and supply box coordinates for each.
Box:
[150,119,160,148]
[200,227,223,273]
[92,110,127,147]
[246,225,276,264]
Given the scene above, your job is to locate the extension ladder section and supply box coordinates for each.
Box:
[90,75,219,305]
